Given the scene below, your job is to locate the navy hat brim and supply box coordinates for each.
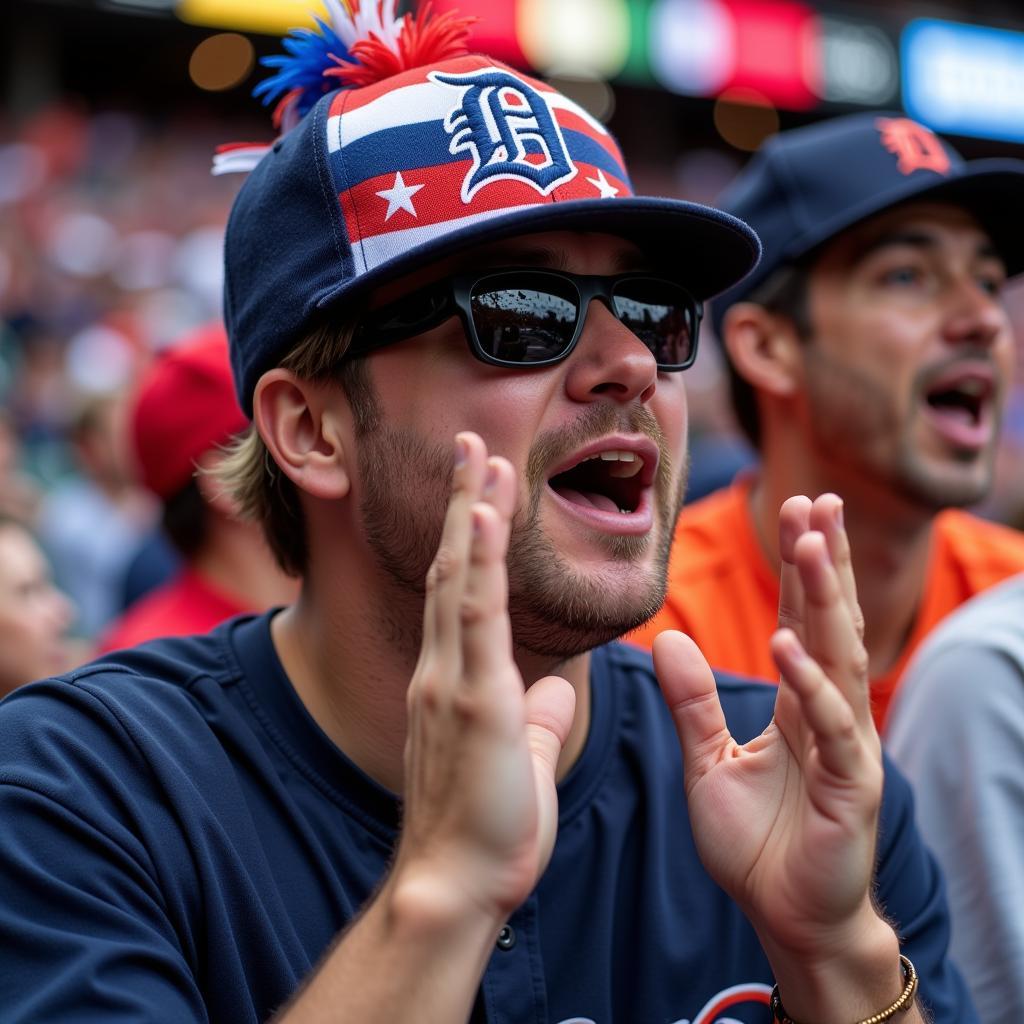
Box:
[712,158,1024,337]
[776,159,1024,278]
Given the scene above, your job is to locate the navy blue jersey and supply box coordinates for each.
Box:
[0,613,974,1023]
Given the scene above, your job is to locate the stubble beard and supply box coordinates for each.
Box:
[358,405,685,660]
[804,347,999,512]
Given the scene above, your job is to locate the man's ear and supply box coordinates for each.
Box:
[720,302,805,398]
[252,369,351,500]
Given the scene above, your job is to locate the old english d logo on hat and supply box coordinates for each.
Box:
[430,67,579,202]
[876,117,952,176]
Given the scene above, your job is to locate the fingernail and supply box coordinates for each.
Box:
[472,507,482,536]
[455,436,469,469]
[484,462,499,494]
[834,501,844,529]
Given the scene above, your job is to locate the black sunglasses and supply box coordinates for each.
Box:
[349,269,703,371]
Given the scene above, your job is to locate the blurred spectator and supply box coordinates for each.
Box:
[632,112,1024,730]
[0,513,74,697]
[98,324,297,653]
[886,574,1024,1024]
[37,391,156,638]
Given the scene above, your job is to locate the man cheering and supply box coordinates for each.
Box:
[0,6,972,1022]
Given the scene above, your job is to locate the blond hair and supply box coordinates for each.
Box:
[214,318,379,576]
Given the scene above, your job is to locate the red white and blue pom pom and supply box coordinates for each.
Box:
[325,1,476,88]
[259,1,473,132]
[215,1,474,174]
[253,0,354,133]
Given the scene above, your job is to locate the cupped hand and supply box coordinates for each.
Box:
[392,432,576,927]
[653,493,884,962]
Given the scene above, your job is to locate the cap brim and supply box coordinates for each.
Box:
[769,159,1024,292]
[711,158,1024,337]
[897,161,1024,278]
[316,196,762,318]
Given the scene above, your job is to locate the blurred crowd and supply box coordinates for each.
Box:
[0,104,246,652]
[1,104,235,398]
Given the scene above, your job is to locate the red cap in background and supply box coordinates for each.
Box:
[130,323,248,500]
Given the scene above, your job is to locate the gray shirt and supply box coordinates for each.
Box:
[887,574,1024,1024]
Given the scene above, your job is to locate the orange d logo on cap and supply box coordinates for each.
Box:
[876,117,952,176]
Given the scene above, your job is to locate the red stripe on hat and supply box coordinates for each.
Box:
[328,90,348,118]
[340,159,633,246]
[552,162,631,201]
[339,159,542,242]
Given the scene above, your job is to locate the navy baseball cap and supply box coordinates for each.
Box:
[223,50,761,416]
[710,111,1024,337]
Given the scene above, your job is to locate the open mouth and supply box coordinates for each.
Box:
[547,445,655,516]
[924,376,991,428]
[921,365,997,451]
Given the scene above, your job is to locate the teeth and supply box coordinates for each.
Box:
[582,449,638,462]
[958,380,986,397]
[580,449,645,479]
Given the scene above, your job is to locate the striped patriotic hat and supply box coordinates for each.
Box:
[222,1,760,415]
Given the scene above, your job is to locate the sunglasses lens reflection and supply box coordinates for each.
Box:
[472,280,578,363]
[471,273,694,367]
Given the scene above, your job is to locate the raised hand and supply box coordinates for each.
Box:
[653,494,905,1019]
[391,432,576,928]
[276,435,576,1020]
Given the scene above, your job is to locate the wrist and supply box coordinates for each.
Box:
[771,956,918,1024]
[383,860,507,947]
[760,908,908,1023]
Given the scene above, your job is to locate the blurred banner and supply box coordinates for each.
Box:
[175,0,320,33]
[903,18,1024,143]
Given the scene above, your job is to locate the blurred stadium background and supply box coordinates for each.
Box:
[4,0,1024,635]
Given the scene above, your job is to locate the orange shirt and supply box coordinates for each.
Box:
[630,477,1024,728]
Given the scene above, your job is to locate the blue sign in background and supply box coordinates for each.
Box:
[903,18,1024,143]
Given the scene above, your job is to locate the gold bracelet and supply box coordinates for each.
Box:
[770,954,918,1024]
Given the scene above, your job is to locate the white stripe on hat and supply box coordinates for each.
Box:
[327,81,455,153]
[326,74,610,154]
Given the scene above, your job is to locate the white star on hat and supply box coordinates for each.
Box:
[586,168,619,199]
[376,171,424,220]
